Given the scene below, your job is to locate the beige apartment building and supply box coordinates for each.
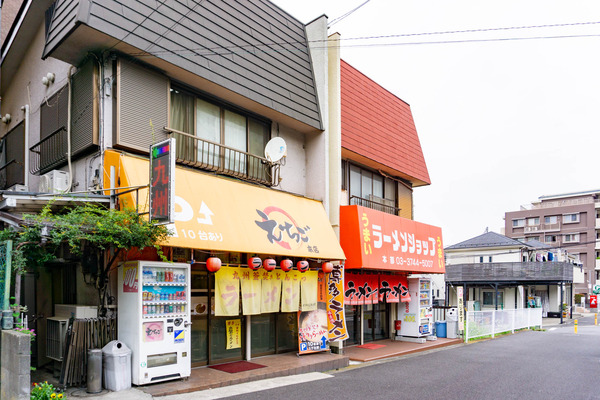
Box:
[504,190,599,301]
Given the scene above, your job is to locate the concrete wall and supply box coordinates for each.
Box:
[1,330,31,400]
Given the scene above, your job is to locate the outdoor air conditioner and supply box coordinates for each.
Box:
[38,170,70,193]
[46,317,69,361]
[54,304,98,319]
[6,184,28,192]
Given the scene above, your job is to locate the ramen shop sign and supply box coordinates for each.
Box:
[149,138,175,224]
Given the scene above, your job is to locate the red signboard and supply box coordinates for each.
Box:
[340,205,445,273]
[590,295,597,308]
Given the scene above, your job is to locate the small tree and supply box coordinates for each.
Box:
[0,203,169,315]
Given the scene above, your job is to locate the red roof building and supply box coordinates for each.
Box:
[341,60,430,187]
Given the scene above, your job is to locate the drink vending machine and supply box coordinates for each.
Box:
[396,277,433,340]
[118,261,191,385]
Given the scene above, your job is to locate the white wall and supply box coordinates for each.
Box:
[445,247,523,265]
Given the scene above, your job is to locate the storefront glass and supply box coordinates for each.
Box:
[251,314,275,356]
[344,305,360,345]
[276,312,298,352]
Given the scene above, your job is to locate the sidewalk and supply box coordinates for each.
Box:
[43,336,461,399]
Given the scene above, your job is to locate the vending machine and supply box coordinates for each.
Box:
[396,277,433,341]
[118,261,191,385]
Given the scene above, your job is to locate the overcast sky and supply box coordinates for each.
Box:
[272,0,600,247]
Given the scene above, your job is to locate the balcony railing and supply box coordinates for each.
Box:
[350,195,400,215]
[166,128,273,186]
[445,262,574,283]
[523,222,561,233]
[30,126,68,175]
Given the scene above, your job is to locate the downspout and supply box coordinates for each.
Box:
[20,105,29,189]
[67,66,75,191]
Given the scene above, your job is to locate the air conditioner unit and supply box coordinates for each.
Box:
[6,184,28,192]
[54,304,98,319]
[38,170,70,193]
[46,317,69,361]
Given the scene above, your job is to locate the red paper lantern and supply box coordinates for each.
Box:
[263,258,276,271]
[322,262,333,273]
[297,260,309,272]
[280,259,293,272]
[248,257,262,270]
[206,257,222,273]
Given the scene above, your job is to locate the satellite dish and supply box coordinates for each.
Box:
[264,137,287,162]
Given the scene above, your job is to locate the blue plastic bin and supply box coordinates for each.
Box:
[435,321,447,338]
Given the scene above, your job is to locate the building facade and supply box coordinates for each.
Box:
[334,58,445,345]
[1,0,346,370]
[504,190,599,301]
[445,231,575,318]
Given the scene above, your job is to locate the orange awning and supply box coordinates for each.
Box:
[104,150,345,260]
[340,205,445,273]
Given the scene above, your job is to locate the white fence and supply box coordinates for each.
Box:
[465,308,543,341]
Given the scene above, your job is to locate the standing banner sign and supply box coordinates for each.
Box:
[149,138,175,224]
[457,286,464,332]
[0,240,12,310]
[325,264,348,342]
[590,295,598,308]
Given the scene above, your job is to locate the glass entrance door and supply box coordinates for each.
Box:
[362,302,389,343]
[190,267,244,366]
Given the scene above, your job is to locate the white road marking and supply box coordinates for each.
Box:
[161,372,334,400]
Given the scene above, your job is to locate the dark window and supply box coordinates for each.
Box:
[347,163,397,214]
[0,122,25,189]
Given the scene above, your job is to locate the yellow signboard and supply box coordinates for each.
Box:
[226,319,241,350]
[104,151,345,260]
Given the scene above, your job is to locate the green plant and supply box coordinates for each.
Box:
[31,381,65,399]
[0,203,170,315]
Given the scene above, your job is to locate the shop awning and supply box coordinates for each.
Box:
[104,151,345,260]
[340,205,445,273]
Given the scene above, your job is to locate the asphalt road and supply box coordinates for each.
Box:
[225,315,600,400]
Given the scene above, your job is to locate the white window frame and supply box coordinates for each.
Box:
[527,217,540,226]
[563,233,580,243]
[544,216,558,224]
[562,213,580,224]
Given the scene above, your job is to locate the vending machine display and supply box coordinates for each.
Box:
[396,277,433,340]
[118,261,191,385]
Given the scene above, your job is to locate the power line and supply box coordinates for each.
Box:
[127,20,600,58]
[328,0,372,28]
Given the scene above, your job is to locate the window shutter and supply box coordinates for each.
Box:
[116,59,168,152]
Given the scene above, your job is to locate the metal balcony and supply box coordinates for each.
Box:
[445,262,574,283]
[29,126,68,175]
[349,195,400,215]
[167,128,273,186]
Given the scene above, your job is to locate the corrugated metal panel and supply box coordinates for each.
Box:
[43,0,80,59]
[116,58,168,152]
[71,59,99,156]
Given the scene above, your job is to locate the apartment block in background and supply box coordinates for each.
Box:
[504,190,599,300]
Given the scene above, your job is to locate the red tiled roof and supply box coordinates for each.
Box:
[341,60,430,186]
